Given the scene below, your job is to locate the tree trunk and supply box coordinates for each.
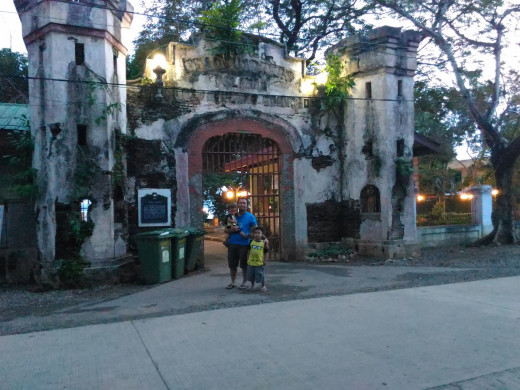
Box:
[480,159,517,244]
[491,162,516,243]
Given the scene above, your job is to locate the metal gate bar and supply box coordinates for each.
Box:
[202,133,282,259]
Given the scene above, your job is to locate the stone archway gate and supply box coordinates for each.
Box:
[202,133,282,259]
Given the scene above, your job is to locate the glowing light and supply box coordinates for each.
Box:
[416,194,424,202]
[315,71,328,85]
[460,193,473,200]
[152,54,167,69]
[237,190,249,198]
[225,190,235,200]
[492,189,499,196]
[149,54,168,79]
[300,79,316,95]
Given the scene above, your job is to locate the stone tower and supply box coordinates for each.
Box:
[14,0,133,283]
[331,27,421,257]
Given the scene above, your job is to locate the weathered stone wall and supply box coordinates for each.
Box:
[15,0,134,282]
[125,138,177,252]
[306,200,361,243]
[0,200,38,283]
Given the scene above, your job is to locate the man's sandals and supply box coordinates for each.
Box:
[226,284,236,289]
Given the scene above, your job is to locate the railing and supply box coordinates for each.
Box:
[416,195,472,227]
[416,212,472,226]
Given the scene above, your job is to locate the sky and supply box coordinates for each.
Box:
[0,0,146,54]
[1,0,519,161]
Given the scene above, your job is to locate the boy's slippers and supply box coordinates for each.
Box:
[238,283,248,290]
[226,284,236,289]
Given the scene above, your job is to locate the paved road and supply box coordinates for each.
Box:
[1,240,477,335]
[2,276,520,389]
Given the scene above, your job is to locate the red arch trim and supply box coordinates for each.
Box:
[187,118,294,176]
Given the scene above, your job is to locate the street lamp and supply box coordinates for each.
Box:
[151,54,167,100]
[223,187,249,202]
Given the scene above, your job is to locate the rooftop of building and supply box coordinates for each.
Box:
[0,103,29,131]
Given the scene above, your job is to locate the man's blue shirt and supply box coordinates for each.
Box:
[228,211,257,246]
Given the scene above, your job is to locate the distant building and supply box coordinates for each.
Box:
[0,103,38,283]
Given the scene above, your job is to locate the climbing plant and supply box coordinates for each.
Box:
[395,157,414,178]
[3,126,38,200]
[323,54,355,111]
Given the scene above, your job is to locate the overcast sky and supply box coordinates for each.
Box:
[2,0,519,161]
[0,0,146,54]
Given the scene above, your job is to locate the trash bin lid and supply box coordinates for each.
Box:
[162,228,189,238]
[182,227,207,236]
[135,229,178,239]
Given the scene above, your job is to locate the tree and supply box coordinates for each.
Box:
[376,0,520,244]
[129,0,376,76]
[203,173,246,221]
[0,49,28,103]
[128,0,259,77]
[268,0,374,63]
[199,0,253,59]
[414,82,463,203]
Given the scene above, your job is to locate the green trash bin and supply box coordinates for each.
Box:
[162,228,189,279]
[183,227,207,272]
[135,230,177,284]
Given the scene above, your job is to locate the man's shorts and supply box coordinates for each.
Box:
[246,265,265,284]
[227,244,249,269]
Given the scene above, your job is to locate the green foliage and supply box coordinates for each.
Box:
[57,255,91,287]
[373,155,382,177]
[3,129,39,200]
[395,157,413,178]
[131,0,373,72]
[199,0,253,59]
[71,148,100,201]
[418,160,462,196]
[69,217,95,245]
[95,102,122,125]
[322,54,355,111]
[112,146,125,189]
[87,78,98,106]
[203,173,247,221]
[428,200,446,224]
[308,245,352,258]
[0,48,28,103]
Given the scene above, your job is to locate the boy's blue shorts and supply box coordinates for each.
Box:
[246,265,265,284]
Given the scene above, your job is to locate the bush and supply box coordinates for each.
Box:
[57,255,91,288]
[308,245,352,258]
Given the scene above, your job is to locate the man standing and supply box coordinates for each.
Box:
[224,197,257,289]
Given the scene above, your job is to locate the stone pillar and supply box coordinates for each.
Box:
[468,185,493,236]
[330,27,422,258]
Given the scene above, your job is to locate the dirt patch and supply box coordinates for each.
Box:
[349,244,520,268]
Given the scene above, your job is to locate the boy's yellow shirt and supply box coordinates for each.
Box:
[248,239,265,266]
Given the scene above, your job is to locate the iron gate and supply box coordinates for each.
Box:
[202,133,282,259]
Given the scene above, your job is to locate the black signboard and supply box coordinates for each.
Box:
[140,192,168,224]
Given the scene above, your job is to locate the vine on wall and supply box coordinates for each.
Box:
[3,123,39,200]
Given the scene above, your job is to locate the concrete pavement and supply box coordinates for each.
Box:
[0,240,478,335]
[2,276,520,389]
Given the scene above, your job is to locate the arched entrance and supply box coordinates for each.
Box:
[202,133,282,259]
[182,116,300,262]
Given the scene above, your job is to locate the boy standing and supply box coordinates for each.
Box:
[246,227,269,292]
